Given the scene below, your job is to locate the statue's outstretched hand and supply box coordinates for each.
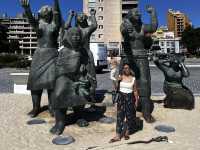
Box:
[146,5,155,14]
[20,0,30,8]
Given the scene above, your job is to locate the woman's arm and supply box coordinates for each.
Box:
[133,80,139,107]
[179,62,190,77]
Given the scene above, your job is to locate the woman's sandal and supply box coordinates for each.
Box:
[124,130,130,140]
[109,137,121,143]
[124,135,130,140]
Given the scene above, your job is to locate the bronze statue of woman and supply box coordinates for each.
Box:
[20,0,62,117]
[50,27,91,135]
[120,5,158,123]
[154,54,194,110]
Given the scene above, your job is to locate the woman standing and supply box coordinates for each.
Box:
[109,52,119,91]
[110,64,139,143]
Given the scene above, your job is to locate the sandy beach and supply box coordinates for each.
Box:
[0,93,199,150]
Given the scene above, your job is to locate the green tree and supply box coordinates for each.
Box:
[0,24,9,53]
[182,26,200,55]
[9,40,20,53]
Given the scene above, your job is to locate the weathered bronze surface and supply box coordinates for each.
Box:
[120,5,158,122]
[154,54,194,110]
[20,0,62,117]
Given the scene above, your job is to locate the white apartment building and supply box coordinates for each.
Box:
[0,14,37,55]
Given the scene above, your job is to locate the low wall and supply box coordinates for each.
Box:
[10,73,30,94]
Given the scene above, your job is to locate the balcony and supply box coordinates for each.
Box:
[122,0,138,5]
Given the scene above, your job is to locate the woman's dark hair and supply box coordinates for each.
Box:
[122,63,135,76]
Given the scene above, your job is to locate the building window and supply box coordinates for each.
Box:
[161,42,164,47]
[98,25,103,29]
[109,42,119,47]
[98,16,103,20]
[171,42,175,48]
[98,7,103,12]
[167,41,170,47]
[98,34,103,39]
[99,0,103,2]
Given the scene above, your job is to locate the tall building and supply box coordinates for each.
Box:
[0,14,37,55]
[83,0,138,54]
[167,9,191,38]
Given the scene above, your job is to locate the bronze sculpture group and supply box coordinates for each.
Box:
[21,0,97,135]
[20,0,194,136]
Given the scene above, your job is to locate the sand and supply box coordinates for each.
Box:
[0,94,199,150]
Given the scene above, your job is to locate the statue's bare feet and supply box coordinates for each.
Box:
[50,124,57,134]
[76,119,89,127]
[50,122,65,135]
[27,108,40,118]
[144,115,155,123]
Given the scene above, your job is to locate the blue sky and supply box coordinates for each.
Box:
[0,0,199,27]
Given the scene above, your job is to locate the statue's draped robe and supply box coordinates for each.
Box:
[27,23,59,90]
[27,48,58,90]
[52,31,91,109]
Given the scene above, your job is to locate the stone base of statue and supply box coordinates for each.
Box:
[52,135,75,145]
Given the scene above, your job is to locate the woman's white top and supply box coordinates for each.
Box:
[119,77,135,94]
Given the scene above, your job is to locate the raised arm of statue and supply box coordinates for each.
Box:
[120,22,129,40]
[143,5,158,34]
[87,9,97,35]
[64,10,75,29]
[20,0,38,32]
[154,58,169,73]
[120,21,135,41]
[53,0,62,28]
[179,62,190,77]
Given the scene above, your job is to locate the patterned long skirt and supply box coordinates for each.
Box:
[116,92,136,135]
